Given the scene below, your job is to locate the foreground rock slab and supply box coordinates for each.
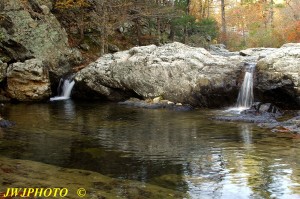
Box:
[0,156,186,199]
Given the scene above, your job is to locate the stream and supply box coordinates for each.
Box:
[0,101,300,198]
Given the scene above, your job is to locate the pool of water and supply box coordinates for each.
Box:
[1,100,300,198]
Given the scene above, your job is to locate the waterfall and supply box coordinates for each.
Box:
[236,63,256,109]
[50,77,75,101]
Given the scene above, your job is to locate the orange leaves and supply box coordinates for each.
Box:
[55,0,90,10]
[286,20,300,42]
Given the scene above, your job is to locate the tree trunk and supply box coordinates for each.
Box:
[134,19,142,46]
[183,0,190,44]
[269,0,274,28]
[169,22,175,41]
[207,0,210,18]
[100,2,107,56]
[157,17,161,43]
[221,0,227,45]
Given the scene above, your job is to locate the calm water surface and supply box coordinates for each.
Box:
[1,100,300,199]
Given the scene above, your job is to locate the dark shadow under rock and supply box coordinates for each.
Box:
[118,98,194,111]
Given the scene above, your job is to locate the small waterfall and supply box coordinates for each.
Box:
[236,63,256,109]
[50,77,75,101]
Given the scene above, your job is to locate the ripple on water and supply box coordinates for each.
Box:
[0,102,300,198]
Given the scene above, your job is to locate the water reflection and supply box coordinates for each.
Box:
[0,102,300,198]
[240,124,253,148]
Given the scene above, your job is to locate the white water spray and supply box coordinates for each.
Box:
[225,63,256,113]
[236,63,256,109]
[50,78,75,101]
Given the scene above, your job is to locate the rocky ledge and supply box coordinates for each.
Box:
[74,42,244,107]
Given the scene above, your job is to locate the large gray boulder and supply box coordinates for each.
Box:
[6,59,51,101]
[0,0,82,78]
[74,42,243,107]
[255,43,300,108]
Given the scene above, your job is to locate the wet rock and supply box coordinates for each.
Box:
[118,98,194,111]
[215,114,278,123]
[242,102,282,117]
[258,114,300,134]
[6,59,51,101]
[75,42,243,107]
[215,103,281,123]
[0,118,15,128]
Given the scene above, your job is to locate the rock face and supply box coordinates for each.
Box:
[6,59,51,101]
[255,43,300,108]
[0,0,82,101]
[74,42,243,107]
[0,0,81,73]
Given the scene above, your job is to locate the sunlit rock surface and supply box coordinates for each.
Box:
[6,59,51,101]
[256,43,300,108]
[75,42,243,107]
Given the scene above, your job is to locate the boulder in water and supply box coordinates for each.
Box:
[74,42,243,107]
[118,98,194,111]
[0,116,15,128]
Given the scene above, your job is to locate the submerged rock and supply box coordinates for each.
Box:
[75,42,243,107]
[0,118,15,128]
[118,98,194,111]
[215,102,281,123]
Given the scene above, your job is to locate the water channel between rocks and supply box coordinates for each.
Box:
[0,101,300,199]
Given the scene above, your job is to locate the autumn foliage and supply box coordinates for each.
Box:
[55,0,90,9]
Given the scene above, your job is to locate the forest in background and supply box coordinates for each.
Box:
[52,0,300,56]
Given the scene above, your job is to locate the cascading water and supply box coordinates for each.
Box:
[50,77,75,101]
[236,63,256,109]
[225,63,256,113]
